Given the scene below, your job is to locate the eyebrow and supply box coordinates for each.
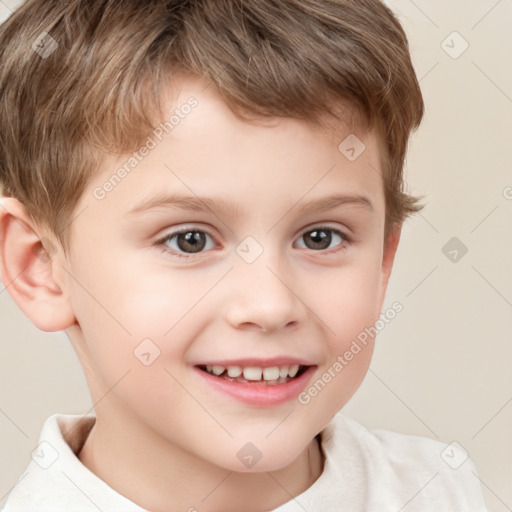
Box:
[128,192,373,217]
[296,194,373,214]
[128,193,242,217]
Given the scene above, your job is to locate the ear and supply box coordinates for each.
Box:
[0,197,76,331]
[377,223,402,310]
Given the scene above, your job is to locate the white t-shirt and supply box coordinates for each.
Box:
[2,412,487,511]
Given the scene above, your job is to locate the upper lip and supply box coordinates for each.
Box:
[194,357,316,368]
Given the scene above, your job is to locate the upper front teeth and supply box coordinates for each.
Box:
[211,365,225,376]
[244,367,262,380]
[206,364,301,380]
[263,367,280,380]
[227,366,243,377]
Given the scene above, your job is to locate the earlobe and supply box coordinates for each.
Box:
[0,197,76,332]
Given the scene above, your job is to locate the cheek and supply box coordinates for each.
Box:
[72,244,198,335]
[311,257,384,343]
[69,250,220,393]
[297,257,382,417]
[70,272,199,433]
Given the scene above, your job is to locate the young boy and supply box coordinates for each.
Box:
[0,0,487,510]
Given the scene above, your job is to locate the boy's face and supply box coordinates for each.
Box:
[57,73,397,472]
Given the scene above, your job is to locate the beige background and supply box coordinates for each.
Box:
[1,0,511,509]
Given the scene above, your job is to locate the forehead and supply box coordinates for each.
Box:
[78,74,385,226]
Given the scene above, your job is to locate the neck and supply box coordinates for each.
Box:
[78,407,324,512]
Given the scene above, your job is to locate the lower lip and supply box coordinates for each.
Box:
[193,366,316,407]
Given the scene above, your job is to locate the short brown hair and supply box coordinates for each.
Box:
[0,0,424,252]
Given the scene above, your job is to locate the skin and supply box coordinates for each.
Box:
[0,73,401,512]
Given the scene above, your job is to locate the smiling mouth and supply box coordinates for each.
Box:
[196,364,310,385]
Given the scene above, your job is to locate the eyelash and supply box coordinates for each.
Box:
[154,225,352,259]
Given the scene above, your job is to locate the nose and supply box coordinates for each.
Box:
[223,254,307,333]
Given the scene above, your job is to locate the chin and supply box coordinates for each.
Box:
[217,436,314,474]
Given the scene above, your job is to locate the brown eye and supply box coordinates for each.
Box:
[176,231,207,253]
[160,230,215,255]
[296,228,345,251]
